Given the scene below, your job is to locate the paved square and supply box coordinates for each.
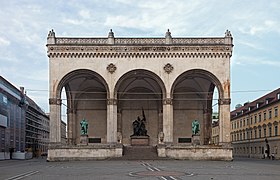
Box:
[0,158,279,180]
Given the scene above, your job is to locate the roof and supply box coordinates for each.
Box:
[231,88,280,119]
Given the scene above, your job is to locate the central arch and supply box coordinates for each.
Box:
[114,69,166,146]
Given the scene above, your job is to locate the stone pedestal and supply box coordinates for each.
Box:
[80,134,88,145]
[131,136,149,146]
[192,135,200,145]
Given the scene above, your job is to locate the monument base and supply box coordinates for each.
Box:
[192,135,200,145]
[131,136,149,146]
[80,134,88,145]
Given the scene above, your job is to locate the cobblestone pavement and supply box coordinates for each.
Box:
[0,158,280,180]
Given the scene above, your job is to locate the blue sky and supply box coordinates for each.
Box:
[0,0,279,113]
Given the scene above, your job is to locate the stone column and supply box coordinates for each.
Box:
[163,98,173,143]
[49,98,62,143]
[158,111,163,133]
[107,98,117,143]
[203,108,212,145]
[67,108,75,145]
[218,98,231,146]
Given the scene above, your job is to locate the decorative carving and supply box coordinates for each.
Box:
[107,98,117,105]
[49,98,62,105]
[218,98,231,105]
[163,98,173,105]
[164,63,174,74]
[107,63,116,74]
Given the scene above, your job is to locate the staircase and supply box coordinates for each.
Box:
[121,146,160,160]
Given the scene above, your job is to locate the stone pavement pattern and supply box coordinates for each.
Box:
[0,158,280,180]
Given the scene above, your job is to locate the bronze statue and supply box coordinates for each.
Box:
[192,120,200,135]
[131,108,147,136]
[80,118,88,135]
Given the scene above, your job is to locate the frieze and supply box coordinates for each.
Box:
[49,98,62,105]
[47,51,232,59]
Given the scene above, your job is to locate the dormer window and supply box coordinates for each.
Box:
[257,103,259,108]
[266,99,269,104]
[277,93,280,100]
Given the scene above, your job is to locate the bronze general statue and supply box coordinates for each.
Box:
[192,120,200,135]
[131,108,148,136]
[80,118,88,135]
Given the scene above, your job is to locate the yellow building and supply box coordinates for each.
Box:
[231,88,280,159]
[212,120,219,145]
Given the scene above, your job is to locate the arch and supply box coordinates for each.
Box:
[56,69,109,98]
[55,69,109,145]
[114,69,166,146]
[114,69,166,99]
[171,69,224,145]
[171,69,224,99]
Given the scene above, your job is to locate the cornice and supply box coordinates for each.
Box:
[47,46,232,59]
[53,37,228,45]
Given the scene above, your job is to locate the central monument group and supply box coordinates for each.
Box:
[47,29,233,161]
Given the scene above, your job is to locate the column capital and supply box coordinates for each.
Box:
[49,98,62,105]
[218,98,231,105]
[107,98,117,105]
[163,98,173,105]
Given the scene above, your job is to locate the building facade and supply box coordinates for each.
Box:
[47,29,233,161]
[25,96,50,157]
[231,88,280,159]
[0,76,26,159]
[0,76,50,159]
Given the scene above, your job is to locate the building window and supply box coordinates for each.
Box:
[250,116,252,125]
[275,107,278,117]
[275,125,278,136]
[277,93,280,100]
[250,130,252,139]
[240,132,242,140]
[269,110,272,119]
[264,112,267,120]
[254,115,257,124]
[269,126,272,137]
[258,114,262,122]
[254,129,257,139]
[264,127,266,137]
[240,120,242,127]
[259,129,261,138]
